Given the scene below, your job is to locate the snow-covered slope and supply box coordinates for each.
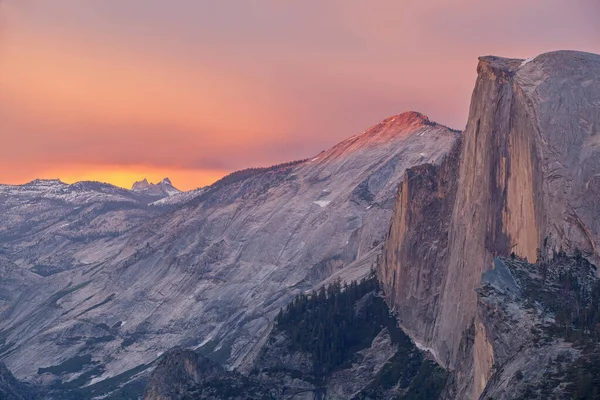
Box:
[0,112,459,395]
[150,187,206,207]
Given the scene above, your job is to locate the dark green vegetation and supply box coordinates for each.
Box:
[276,275,387,375]
[275,274,448,399]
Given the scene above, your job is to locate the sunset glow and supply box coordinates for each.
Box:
[1,0,599,190]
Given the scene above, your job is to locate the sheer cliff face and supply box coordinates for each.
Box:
[380,51,600,398]
[378,138,461,363]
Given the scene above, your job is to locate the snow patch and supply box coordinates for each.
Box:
[311,157,320,162]
[521,56,536,67]
[89,376,105,386]
[195,336,214,349]
[312,200,331,207]
[419,152,427,158]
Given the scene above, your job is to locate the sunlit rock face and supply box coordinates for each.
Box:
[0,112,458,393]
[379,51,600,399]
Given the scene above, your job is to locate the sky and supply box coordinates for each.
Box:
[0,1,599,190]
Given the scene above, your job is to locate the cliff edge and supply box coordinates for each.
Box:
[379,50,600,399]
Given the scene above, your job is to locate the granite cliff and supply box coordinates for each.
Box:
[379,50,600,399]
[3,49,599,400]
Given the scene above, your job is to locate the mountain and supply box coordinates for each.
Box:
[379,50,600,399]
[0,111,459,397]
[132,178,181,198]
[0,178,176,279]
[4,49,597,400]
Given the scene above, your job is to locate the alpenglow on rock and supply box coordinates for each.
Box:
[0,112,458,395]
[379,50,600,399]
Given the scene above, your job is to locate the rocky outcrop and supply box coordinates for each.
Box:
[143,348,273,400]
[380,50,600,399]
[476,256,600,399]
[132,177,180,197]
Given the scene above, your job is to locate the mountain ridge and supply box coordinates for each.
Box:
[1,50,599,400]
[131,177,180,197]
[0,111,459,397]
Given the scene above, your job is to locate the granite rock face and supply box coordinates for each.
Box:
[378,137,462,366]
[143,348,273,400]
[131,178,181,198]
[379,50,600,399]
[0,179,168,279]
[0,112,458,395]
[476,256,600,400]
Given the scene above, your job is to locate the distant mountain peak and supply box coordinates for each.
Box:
[381,111,433,128]
[131,178,180,197]
[132,178,151,191]
[25,178,65,187]
[314,110,456,165]
[360,111,445,142]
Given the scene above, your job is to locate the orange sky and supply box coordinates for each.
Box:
[1,1,599,191]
